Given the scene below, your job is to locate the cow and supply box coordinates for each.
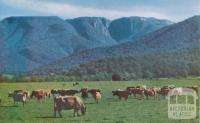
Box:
[30,90,49,101]
[129,87,145,99]
[112,90,130,101]
[59,89,79,96]
[8,92,27,106]
[88,89,102,103]
[80,88,89,99]
[144,88,157,100]
[92,92,101,103]
[73,82,79,86]
[14,90,30,99]
[51,89,59,97]
[157,86,173,99]
[54,96,86,117]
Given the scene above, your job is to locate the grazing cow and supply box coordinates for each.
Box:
[13,90,30,99]
[144,88,157,100]
[54,96,86,117]
[112,90,130,101]
[80,88,88,99]
[129,87,145,99]
[8,92,27,106]
[51,89,59,96]
[73,82,79,86]
[30,90,49,101]
[157,86,172,99]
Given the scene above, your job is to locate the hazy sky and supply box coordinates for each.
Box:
[0,0,200,22]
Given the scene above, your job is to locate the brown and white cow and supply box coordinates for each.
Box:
[13,90,30,98]
[30,90,49,101]
[54,96,86,117]
[8,92,27,106]
[144,88,157,100]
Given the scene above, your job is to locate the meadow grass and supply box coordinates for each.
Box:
[0,78,199,123]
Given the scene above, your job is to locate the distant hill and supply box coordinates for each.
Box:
[0,16,95,73]
[0,16,172,73]
[33,15,200,76]
[108,16,173,43]
[67,17,117,47]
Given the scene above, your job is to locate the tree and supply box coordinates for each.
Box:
[112,73,121,81]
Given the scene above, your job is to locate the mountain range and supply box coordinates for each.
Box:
[32,15,200,76]
[0,16,172,73]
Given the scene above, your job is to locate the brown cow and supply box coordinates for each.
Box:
[112,90,130,101]
[80,88,88,99]
[144,88,157,100]
[58,89,79,96]
[54,96,86,117]
[129,87,145,99]
[30,90,49,101]
[157,87,172,99]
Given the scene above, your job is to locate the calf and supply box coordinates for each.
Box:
[88,89,102,103]
[54,96,86,117]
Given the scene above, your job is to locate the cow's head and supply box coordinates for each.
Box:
[112,91,118,96]
[30,91,36,98]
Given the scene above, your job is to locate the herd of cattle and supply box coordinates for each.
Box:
[3,83,198,117]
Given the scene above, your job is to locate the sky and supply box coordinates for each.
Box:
[0,0,200,22]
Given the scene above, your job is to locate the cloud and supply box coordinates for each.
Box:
[0,0,189,21]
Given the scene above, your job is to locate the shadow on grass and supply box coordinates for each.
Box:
[0,105,19,107]
[85,102,95,104]
[34,116,59,119]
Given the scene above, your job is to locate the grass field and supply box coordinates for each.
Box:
[0,78,199,123]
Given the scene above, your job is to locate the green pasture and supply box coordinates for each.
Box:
[0,78,199,123]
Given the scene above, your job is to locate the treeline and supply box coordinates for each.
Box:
[66,49,200,81]
[0,75,81,83]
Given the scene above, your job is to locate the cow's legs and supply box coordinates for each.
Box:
[54,107,56,117]
[74,109,79,117]
[58,111,62,118]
